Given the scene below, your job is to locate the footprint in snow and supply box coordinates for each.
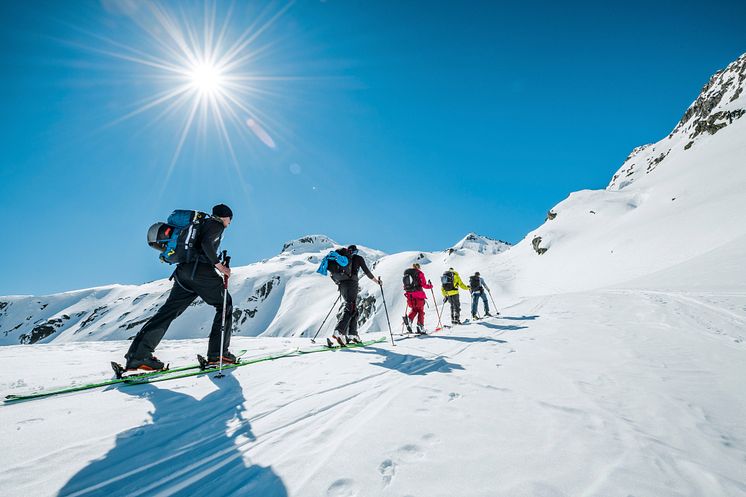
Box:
[448,392,462,401]
[397,444,425,462]
[421,433,440,445]
[326,478,357,497]
[378,459,396,486]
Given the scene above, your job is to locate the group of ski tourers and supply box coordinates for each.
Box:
[119,204,498,374]
[402,264,497,333]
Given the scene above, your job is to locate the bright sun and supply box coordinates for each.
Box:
[188,62,224,95]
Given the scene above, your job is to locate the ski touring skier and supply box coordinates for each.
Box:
[402,263,433,334]
[441,267,470,325]
[318,244,381,346]
[469,271,495,319]
[123,204,237,372]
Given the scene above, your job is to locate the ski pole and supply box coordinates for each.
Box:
[311,294,341,343]
[487,288,498,315]
[216,250,231,379]
[439,295,448,326]
[378,278,395,346]
[429,286,443,331]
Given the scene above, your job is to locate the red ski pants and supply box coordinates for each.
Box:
[406,295,426,325]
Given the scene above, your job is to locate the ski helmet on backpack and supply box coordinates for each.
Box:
[147,209,210,264]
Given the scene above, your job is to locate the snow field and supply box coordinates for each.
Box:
[2,289,745,497]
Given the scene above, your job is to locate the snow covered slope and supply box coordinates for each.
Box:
[0,234,509,345]
[497,53,746,295]
[1,291,744,497]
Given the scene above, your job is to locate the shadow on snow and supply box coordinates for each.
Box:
[499,315,539,321]
[424,335,508,344]
[476,321,528,332]
[57,372,287,497]
[351,345,465,376]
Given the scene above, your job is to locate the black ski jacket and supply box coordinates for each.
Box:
[348,254,375,281]
[194,217,225,266]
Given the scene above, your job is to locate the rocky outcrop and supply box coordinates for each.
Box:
[532,236,548,255]
[20,315,71,344]
[608,53,746,191]
[449,233,512,255]
[281,235,335,255]
[232,276,282,332]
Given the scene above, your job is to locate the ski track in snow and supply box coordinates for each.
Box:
[1,290,745,497]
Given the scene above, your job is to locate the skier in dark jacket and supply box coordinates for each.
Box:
[330,245,381,345]
[124,204,236,371]
[469,271,493,319]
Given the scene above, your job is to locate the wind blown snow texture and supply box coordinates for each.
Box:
[1,54,745,497]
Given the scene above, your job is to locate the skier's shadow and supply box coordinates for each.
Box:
[57,372,288,497]
[477,321,528,332]
[352,346,465,376]
[425,335,509,344]
[500,315,539,321]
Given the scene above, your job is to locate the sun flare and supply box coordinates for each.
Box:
[95,1,296,179]
[188,61,225,95]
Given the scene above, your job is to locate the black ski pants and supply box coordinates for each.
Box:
[126,263,232,361]
[335,279,360,335]
[446,294,461,323]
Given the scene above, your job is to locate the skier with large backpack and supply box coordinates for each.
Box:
[402,263,433,334]
[123,204,237,372]
[469,271,495,319]
[317,245,381,346]
[441,267,470,325]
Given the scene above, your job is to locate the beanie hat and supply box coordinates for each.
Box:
[212,204,233,219]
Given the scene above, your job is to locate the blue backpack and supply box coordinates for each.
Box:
[317,249,352,283]
[147,210,210,264]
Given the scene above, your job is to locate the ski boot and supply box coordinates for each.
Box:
[206,350,239,367]
[402,315,413,333]
[327,332,348,348]
[415,324,427,335]
[124,355,165,372]
[347,334,363,345]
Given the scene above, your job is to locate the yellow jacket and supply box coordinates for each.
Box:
[441,271,470,297]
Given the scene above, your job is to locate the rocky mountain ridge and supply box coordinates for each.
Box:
[0,233,505,345]
[608,53,745,191]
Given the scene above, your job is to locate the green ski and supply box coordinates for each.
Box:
[4,337,387,403]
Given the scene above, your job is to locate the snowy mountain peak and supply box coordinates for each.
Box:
[280,235,336,255]
[449,233,512,255]
[608,52,746,191]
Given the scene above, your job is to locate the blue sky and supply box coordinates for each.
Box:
[1,0,745,295]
